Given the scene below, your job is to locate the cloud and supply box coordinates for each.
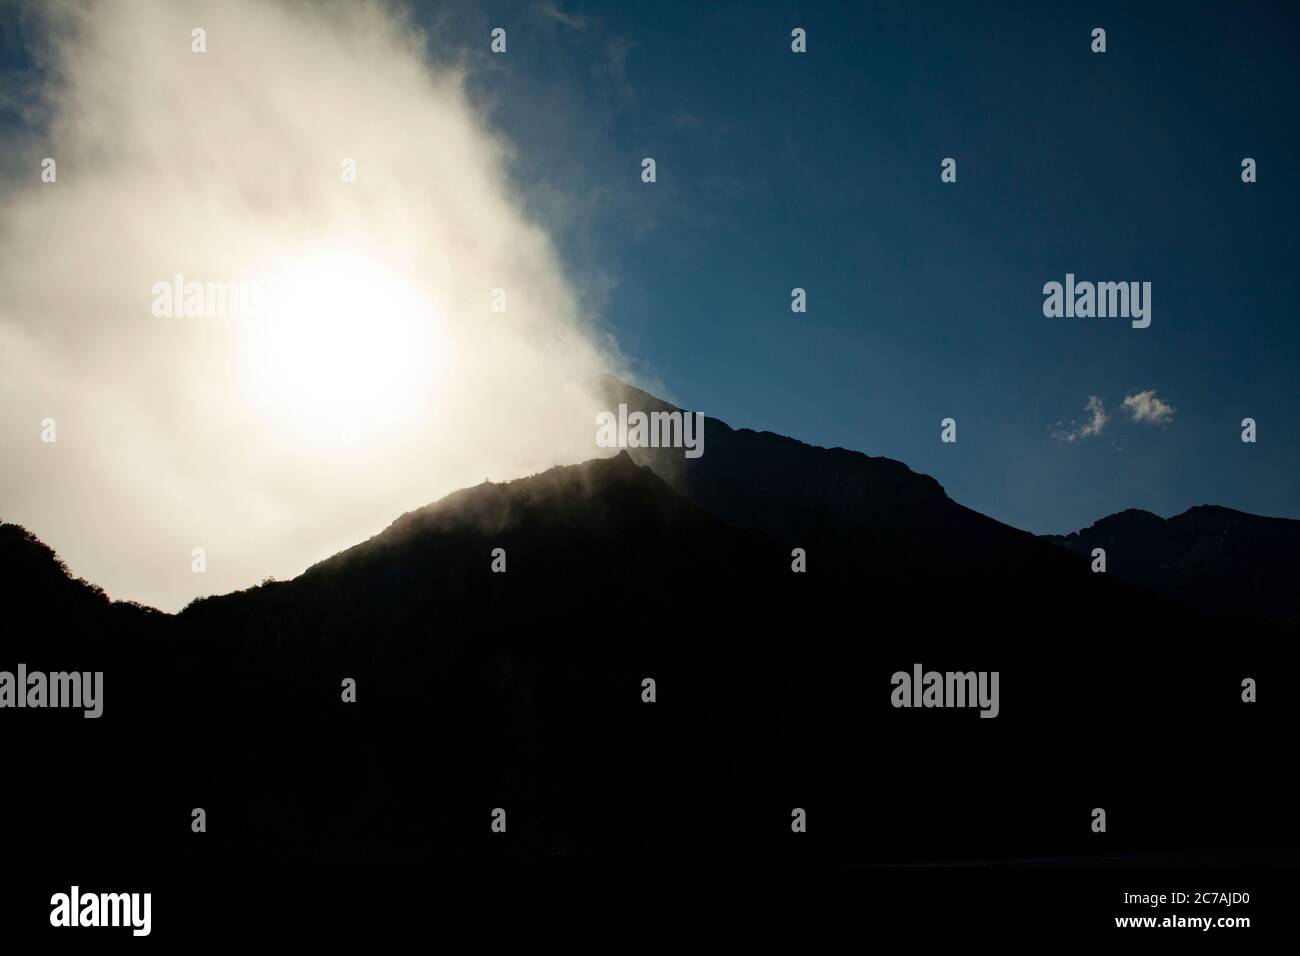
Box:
[535,0,588,32]
[1052,396,1109,443]
[1122,389,1176,426]
[592,35,637,106]
[0,0,623,611]
[669,110,705,129]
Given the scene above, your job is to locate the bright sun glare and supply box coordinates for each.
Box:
[243,243,452,444]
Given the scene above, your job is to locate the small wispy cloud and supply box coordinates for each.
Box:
[535,0,587,32]
[592,35,638,105]
[1052,395,1109,443]
[1122,389,1176,426]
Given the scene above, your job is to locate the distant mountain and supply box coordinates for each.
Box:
[1,383,1292,872]
[1042,505,1300,623]
[590,376,1082,579]
[593,376,1299,625]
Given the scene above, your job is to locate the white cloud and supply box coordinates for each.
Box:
[1123,389,1176,426]
[1052,395,1109,443]
[0,0,623,611]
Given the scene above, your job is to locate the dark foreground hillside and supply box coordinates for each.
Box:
[2,446,1294,875]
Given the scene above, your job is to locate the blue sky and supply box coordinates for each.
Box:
[2,1,1295,537]
[434,0,1299,533]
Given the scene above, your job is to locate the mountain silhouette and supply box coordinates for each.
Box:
[1,381,1293,871]
[594,376,1299,624]
[591,375,1090,578]
[1042,505,1300,623]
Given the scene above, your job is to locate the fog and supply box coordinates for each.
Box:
[0,0,620,610]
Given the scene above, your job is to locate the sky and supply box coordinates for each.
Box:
[1,0,1297,609]
[432,0,1299,534]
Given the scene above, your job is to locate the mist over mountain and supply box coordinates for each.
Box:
[1,381,1293,870]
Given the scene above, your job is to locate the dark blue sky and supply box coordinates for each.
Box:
[3,1,1296,535]
[436,0,1298,533]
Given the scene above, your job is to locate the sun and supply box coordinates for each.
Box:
[241,241,452,444]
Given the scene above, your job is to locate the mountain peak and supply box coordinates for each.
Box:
[591,374,683,414]
[1078,508,1167,537]
[1043,503,1300,620]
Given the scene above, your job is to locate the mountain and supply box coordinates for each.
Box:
[1,382,1293,873]
[1042,505,1300,622]
[590,375,1084,579]
[594,376,1300,624]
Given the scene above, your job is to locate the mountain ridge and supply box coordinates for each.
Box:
[7,379,1294,624]
[0,380,1291,868]
[1042,502,1300,621]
